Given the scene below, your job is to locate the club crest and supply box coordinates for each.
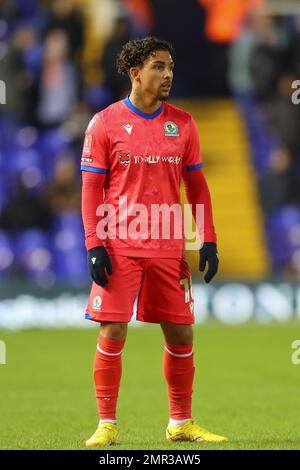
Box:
[164,121,179,137]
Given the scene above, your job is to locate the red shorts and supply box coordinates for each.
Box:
[85,256,195,325]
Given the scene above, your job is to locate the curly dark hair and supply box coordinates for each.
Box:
[116,36,175,76]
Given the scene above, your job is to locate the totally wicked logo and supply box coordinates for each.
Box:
[118,152,182,168]
[134,155,182,164]
[118,151,182,166]
[164,121,179,136]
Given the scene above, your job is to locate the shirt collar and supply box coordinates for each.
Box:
[124,96,163,119]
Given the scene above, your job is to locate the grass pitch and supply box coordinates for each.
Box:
[0,323,300,450]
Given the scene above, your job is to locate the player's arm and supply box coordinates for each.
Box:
[81,114,112,287]
[182,115,219,283]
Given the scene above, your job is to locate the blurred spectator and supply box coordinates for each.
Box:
[44,157,81,214]
[101,17,131,100]
[249,15,286,102]
[61,101,91,155]
[0,24,39,124]
[43,0,84,62]
[284,15,300,77]
[258,148,292,215]
[0,0,17,26]
[36,29,77,127]
[199,0,264,42]
[262,74,300,157]
[121,0,153,36]
[199,0,264,96]
[150,0,206,96]
[228,18,257,95]
[0,179,50,231]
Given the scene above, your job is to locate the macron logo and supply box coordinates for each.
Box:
[91,257,96,264]
[123,124,133,135]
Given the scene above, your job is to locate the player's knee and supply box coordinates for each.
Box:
[100,321,128,341]
[162,323,193,345]
[175,328,193,345]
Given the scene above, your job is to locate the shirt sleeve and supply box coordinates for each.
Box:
[81,113,109,174]
[182,169,217,243]
[183,115,204,172]
[81,171,106,250]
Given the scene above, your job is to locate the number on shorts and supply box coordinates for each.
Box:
[180,277,193,303]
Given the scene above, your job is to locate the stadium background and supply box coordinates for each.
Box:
[0,0,300,450]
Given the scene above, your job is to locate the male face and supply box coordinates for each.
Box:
[130,50,174,101]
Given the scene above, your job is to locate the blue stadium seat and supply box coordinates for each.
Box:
[0,230,14,278]
[266,206,300,270]
[15,229,54,283]
[38,129,71,178]
[13,0,38,18]
[51,212,88,284]
[84,85,113,112]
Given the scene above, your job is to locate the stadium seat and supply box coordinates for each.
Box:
[13,0,38,18]
[38,129,71,178]
[0,230,14,278]
[84,85,113,112]
[52,212,88,284]
[0,173,11,209]
[266,206,300,270]
[15,229,54,284]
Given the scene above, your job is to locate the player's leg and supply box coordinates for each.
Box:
[160,321,226,442]
[85,256,143,447]
[160,321,193,344]
[100,320,128,340]
[94,321,128,424]
[137,257,196,427]
[86,322,128,447]
[160,321,195,425]
[137,257,227,442]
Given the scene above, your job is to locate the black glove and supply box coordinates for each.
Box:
[199,242,219,283]
[88,246,112,287]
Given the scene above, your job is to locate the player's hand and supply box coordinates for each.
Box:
[199,242,219,283]
[88,246,112,287]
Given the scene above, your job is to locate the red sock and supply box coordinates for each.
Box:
[163,341,195,420]
[93,334,125,421]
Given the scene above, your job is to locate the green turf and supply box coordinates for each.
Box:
[0,323,300,450]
